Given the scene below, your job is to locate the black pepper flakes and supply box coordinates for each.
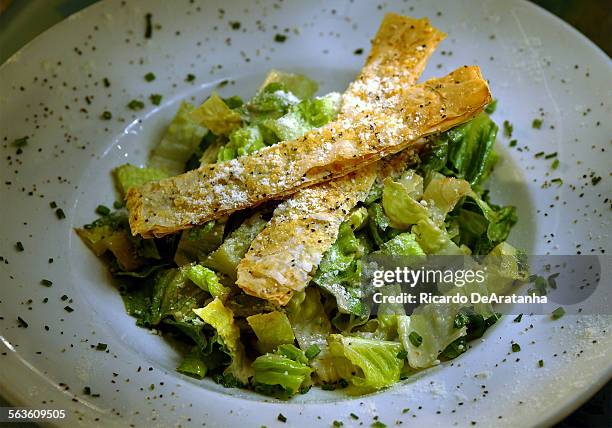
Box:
[55,208,66,219]
[41,279,53,287]
[17,317,28,328]
[15,241,24,252]
[277,413,287,423]
[274,34,287,43]
[96,343,108,351]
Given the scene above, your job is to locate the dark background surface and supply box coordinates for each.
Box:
[0,0,610,427]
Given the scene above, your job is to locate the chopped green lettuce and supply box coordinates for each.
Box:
[148,101,208,175]
[258,70,319,100]
[113,164,169,197]
[327,334,403,392]
[217,125,265,161]
[398,302,466,368]
[203,212,268,280]
[76,212,155,271]
[247,311,295,354]
[419,112,498,186]
[193,298,252,384]
[190,92,242,136]
[263,93,342,141]
[382,178,429,230]
[378,233,425,256]
[313,222,367,316]
[252,345,313,399]
[174,219,227,266]
[286,288,332,350]
[177,347,208,379]
[184,264,229,299]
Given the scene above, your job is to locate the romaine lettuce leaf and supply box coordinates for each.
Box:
[398,302,466,369]
[419,112,498,186]
[174,219,226,266]
[177,347,208,379]
[217,125,266,161]
[258,70,318,100]
[247,311,295,354]
[184,264,229,299]
[148,101,208,175]
[76,211,156,271]
[313,222,367,316]
[378,233,425,256]
[327,334,403,392]
[193,298,252,384]
[190,92,242,136]
[252,346,313,399]
[263,93,341,142]
[382,178,429,230]
[203,212,268,280]
[286,288,332,350]
[113,164,169,197]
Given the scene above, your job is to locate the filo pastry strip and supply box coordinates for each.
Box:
[127,66,491,238]
[236,15,445,304]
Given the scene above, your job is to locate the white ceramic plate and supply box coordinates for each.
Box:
[1,0,610,426]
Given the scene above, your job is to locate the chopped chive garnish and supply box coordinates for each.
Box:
[83,386,91,395]
[13,136,29,147]
[304,344,321,359]
[544,152,557,159]
[509,139,517,147]
[55,208,66,219]
[350,413,359,420]
[353,48,364,55]
[484,99,497,114]
[229,21,241,30]
[41,279,53,287]
[551,307,565,320]
[95,205,111,216]
[396,350,408,360]
[511,343,521,352]
[513,313,523,323]
[547,273,559,289]
[17,317,28,328]
[274,33,287,43]
[371,422,387,428]
[408,332,423,347]
[534,151,545,158]
[551,159,560,169]
[113,200,124,209]
[15,241,24,252]
[144,72,156,82]
[96,343,108,351]
[49,201,57,209]
[61,295,68,301]
[277,413,287,423]
[150,94,162,105]
[101,111,112,120]
[538,359,544,367]
[551,178,563,185]
[64,306,74,313]
[103,77,111,87]
[591,176,602,186]
[145,13,153,39]
[502,120,513,138]
[186,73,196,82]
[127,100,145,111]
[532,118,543,129]
[333,421,343,427]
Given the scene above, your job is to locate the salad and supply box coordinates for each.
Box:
[77,14,525,398]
